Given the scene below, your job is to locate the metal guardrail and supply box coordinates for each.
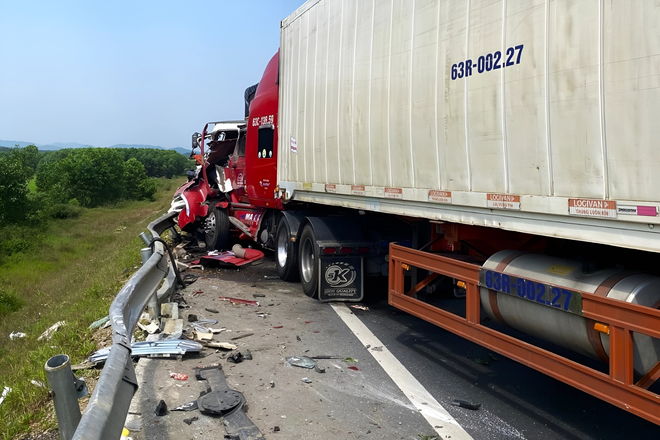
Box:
[70,211,179,440]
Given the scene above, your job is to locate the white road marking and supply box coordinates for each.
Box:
[331,303,473,440]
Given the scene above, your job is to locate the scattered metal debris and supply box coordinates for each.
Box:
[218,297,260,306]
[286,356,316,369]
[89,316,110,330]
[89,340,203,364]
[253,293,266,298]
[154,400,168,416]
[451,399,481,410]
[301,377,312,384]
[9,332,26,340]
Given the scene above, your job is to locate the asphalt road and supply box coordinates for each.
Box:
[126,252,660,440]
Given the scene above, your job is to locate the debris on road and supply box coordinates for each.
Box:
[204,307,219,314]
[89,316,110,330]
[301,377,312,383]
[89,340,203,364]
[195,365,264,437]
[474,358,490,366]
[315,366,326,374]
[170,373,188,381]
[253,293,266,298]
[343,357,359,364]
[227,352,245,363]
[9,331,26,340]
[137,321,160,334]
[192,331,213,342]
[218,296,260,307]
[347,366,359,371]
[270,381,275,388]
[370,346,383,352]
[273,325,283,329]
[451,399,481,410]
[244,349,253,360]
[205,341,237,350]
[230,333,254,341]
[183,416,198,425]
[187,314,198,322]
[172,401,198,412]
[286,356,316,369]
[154,400,168,416]
[350,305,370,311]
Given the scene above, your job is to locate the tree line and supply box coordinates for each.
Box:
[0,145,193,226]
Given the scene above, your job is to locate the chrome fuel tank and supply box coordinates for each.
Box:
[479,250,660,375]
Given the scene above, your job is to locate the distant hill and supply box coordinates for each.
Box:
[0,140,189,156]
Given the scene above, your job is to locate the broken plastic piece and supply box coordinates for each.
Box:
[451,399,481,410]
[89,316,110,330]
[350,305,370,311]
[347,366,359,371]
[244,350,253,360]
[154,400,168,416]
[286,356,316,369]
[343,358,358,364]
[170,373,188,381]
[301,377,312,384]
[192,331,213,342]
[205,341,237,350]
[0,387,11,406]
[204,308,219,314]
[273,325,283,329]
[218,297,260,307]
[9,332,26,340]
[183,416,199,425]
[315,366,326,374]
[227,352,244,363]
[172,401,198,412]
[137,321,161,334]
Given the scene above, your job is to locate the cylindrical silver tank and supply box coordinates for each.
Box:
[480,250,660,375]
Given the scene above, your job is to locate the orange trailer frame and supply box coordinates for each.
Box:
[388,243,660,426]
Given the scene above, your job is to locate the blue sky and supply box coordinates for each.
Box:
[0,0,303,149]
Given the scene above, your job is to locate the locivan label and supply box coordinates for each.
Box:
[325,184,337,193]
[616,205,658,217]
[428,190,452,204]
[351,185,365,196]
[487,194,520,210]
[384,187,403,199]
[569,199,617,219]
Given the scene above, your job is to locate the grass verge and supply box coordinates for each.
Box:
[0,177,184,439]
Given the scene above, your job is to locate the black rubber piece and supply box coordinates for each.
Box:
[451,399,481,410]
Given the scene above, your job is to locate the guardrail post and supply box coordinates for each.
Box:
[45,355,82,440]
[141,247,158,319]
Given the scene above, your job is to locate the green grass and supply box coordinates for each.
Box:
[0,176,183,439]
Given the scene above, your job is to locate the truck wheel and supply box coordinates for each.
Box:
[204,207,229,250]
[276,217,299,281]
[299,224,319,298]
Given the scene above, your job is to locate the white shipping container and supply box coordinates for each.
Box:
[278,0,660,253]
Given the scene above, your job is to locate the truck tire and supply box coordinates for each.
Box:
[204,207,229,250]
[299,224,319,298]
[276,217,299,281]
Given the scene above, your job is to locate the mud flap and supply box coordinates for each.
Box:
[318,256,364,302]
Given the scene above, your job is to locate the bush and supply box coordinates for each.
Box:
[0,289,25,318]
[43,203,83,220]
